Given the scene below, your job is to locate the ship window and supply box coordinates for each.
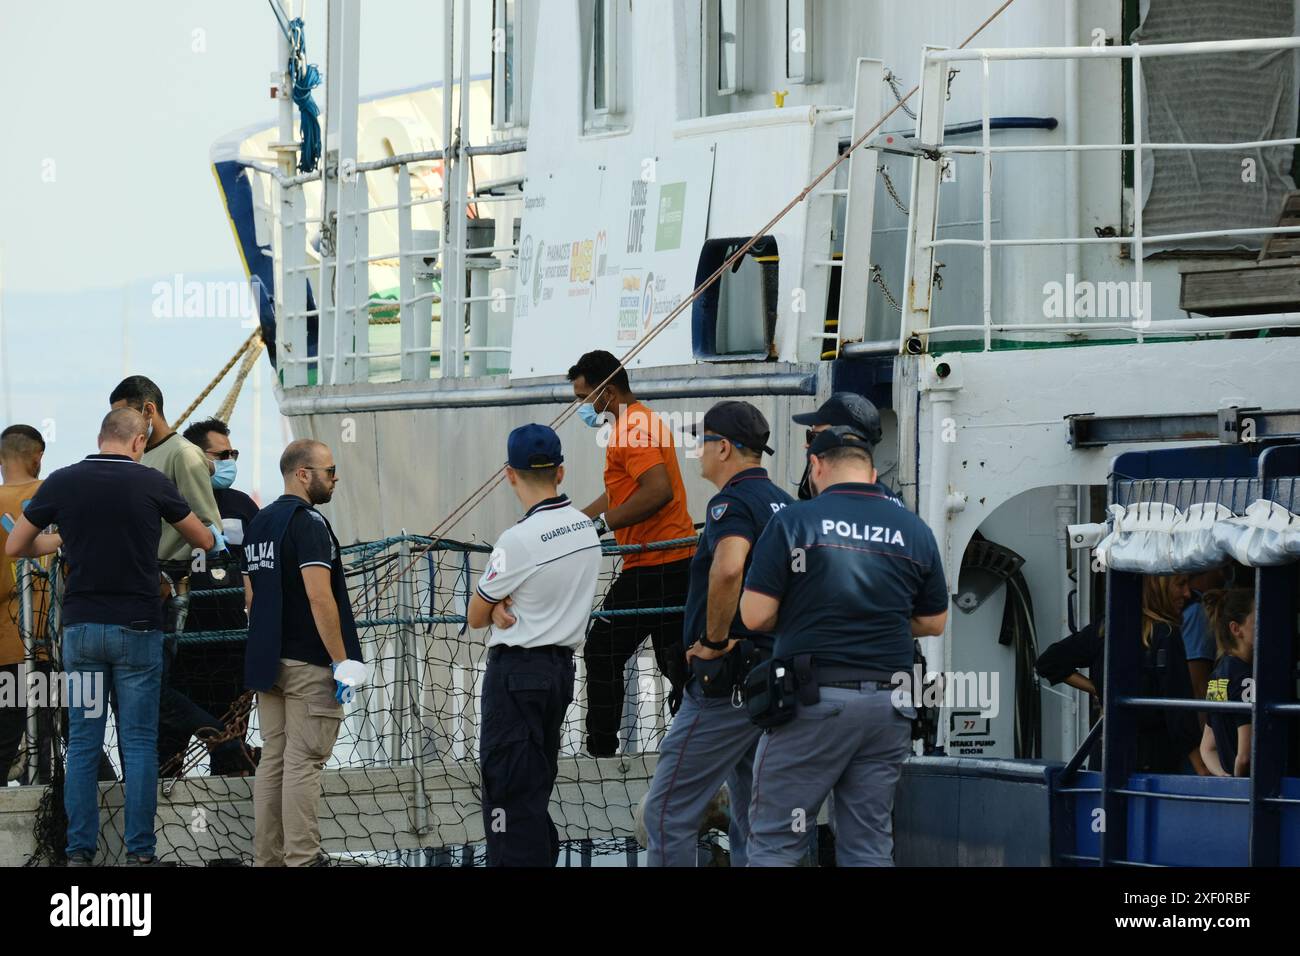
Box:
[692,237,779,359]
[785,0,814,85]
[716,0,744,96]
[492,0,523,128]
[1122,0,1297,255]
[588,0,618,115]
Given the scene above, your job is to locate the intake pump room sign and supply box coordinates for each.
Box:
[949,711,996,756]
[510,145,716,378]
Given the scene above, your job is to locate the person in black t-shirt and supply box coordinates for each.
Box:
[1036,622,1105,702]
[242,439,364,867]
[1137,575,1208,775]
[5,409,214,866]
[1035,621,1106,768]
[1198,588,1255,778]
[182,418,260,541]
[178,418,260,775]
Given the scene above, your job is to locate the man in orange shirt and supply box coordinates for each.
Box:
[568,351,696,757]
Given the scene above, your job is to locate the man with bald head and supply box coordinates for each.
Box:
[6,408,215,865]
[241,438,365,866]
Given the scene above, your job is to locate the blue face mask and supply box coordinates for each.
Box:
[212,459,237,490]
[578,392,606,428]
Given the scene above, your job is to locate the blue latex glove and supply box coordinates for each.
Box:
[333,677,353,705]
[330,663,353,704]
[331,659,367,705]
[207,523,228,554]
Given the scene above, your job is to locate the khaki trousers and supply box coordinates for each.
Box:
[253,660,343,866]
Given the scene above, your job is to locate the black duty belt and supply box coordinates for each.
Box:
[488,644,575,661]
[817,665,901,690]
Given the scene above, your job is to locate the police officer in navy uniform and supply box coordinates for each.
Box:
[792,393,883,500]
[740,427,949,866]
[641,401,793,866]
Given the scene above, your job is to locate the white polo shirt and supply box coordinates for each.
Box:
[475,495,602,649]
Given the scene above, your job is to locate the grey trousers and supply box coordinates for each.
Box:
[748,684,913,867]
[643,683,761,867]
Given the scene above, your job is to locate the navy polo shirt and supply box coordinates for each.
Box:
[682,467,793,650]
[744,481,949,671]
[23,455,192,629]
[244,496,340,667]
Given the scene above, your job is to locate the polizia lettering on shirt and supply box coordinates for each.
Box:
[820,519,906,547]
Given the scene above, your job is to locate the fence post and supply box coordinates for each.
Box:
[46,559,64,783]
[410,574,429,837]
[16,561,37,785]
[392,534,411,765]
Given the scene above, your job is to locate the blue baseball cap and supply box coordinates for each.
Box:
[507,424,564,470]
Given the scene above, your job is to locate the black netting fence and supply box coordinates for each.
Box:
[8,534,702,867]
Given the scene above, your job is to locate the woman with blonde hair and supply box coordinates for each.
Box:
[1135,575,1208,774]
[1198,589,1255,777]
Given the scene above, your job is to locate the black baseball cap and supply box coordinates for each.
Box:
[691,401,776,456]
[793,393,882,445]
[507,424,564,470]
[807,425,875,458]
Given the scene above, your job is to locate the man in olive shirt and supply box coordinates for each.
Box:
[110,376,227,775]
[109,376,223,567]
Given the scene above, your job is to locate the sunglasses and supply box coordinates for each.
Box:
[304,465,337,478]
[209,449,240,461]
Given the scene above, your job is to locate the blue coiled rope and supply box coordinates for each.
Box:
[267,4,322,174]
[287,18,322,174]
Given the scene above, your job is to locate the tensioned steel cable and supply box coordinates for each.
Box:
[375,0,1019,602]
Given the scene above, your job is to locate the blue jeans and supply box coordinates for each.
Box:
[62,623,164,858]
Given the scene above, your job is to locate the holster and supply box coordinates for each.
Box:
[692,639,760,700]
[792,653,820,706]
[912,640,939,748]
[744,655,798,729]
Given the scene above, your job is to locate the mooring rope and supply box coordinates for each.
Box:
[175,328,262,430]
[215,336,266,424]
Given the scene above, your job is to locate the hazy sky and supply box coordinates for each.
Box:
[0,0,487,293]
[0,0,490,506]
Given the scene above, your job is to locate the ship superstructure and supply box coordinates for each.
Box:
[206,0,1300,865]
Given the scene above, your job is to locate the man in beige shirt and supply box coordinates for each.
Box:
[109,376,222,566]
[110,375,227,776]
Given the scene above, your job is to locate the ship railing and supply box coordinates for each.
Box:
[900,35,1300,352]
[262,129,528,388]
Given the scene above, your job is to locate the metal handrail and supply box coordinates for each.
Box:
[1057,716,1102,785]
[904,34,1300,349]
[931,36,1300,62]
